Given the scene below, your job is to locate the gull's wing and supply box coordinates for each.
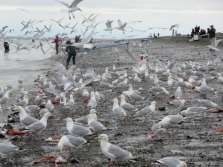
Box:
[169,24,179,31]
[56,0,70,7]
[27,121,45,132]
[117,19,122,27]
[66,135,87,146]
[70,0,83,8]
[108,143,132,160]
[89,120,106,131]
[216,39,223,48]
[157,157,184,167]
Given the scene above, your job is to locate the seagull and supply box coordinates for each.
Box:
[158,114,184,127]
[26,112,52,134]
[98,134,133,161]
[65,117,92,137]
[45,99,54,112]
[20,20,33,31]
[194,99,219,108]
[120,94,135,111]
[43,25,52,32]
[0,142,18,157]
[169,24,179,31]
[81,14,97,24]
[175,87,183,99]
[194,78,214,94]
[70,23,78,34]
[56,0,83,19]
[157,157,187,167]
[134,101,156,117]
[105,20,113,32]
[112,98,127,117]
[0,26,8,34]
[123,84,144,100]
[57,135,87,152]
[181,107,207,116]
[88,110,107,132]
[87,91,97,109]
[116,19,127,33]
[17,106,38,126]
[208,38,223,52]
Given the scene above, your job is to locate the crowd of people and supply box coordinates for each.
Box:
[191,25,216,39]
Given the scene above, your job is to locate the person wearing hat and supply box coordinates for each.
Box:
[65,40,77,69]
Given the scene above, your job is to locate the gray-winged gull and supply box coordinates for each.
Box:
[26,112,52,134]
[57,135,87,152]
[65,117,92,137]
[98,134,133,161]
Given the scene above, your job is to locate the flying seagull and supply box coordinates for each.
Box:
[116,19,128,34]
[105,20,113,32]
[56,0,83,19]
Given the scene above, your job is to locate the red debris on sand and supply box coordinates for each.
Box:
[83,96,90,105]
[208,108,223,113]
[52,100,60,106]
[215,128,223,133]
[32,155,67,165]
[147,132,157,141]
[6,130,30,136]
[32,155,57,164]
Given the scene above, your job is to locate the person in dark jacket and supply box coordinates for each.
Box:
[208,25,216,39]
[65,40,76,69]
[4,42,10,54]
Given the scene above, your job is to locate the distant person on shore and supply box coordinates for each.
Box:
[65,40,76,69]
[3,42,10,54]
[53,35,62,55]
[75,35,81,43]
[208,25,216,39]
[208,25,216,46]
[191,28,195,37]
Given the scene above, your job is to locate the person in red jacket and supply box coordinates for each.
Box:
[53,35,62,55]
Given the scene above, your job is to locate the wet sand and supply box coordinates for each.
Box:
[1,37,223,167]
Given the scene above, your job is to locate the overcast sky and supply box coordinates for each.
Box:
[0,0,222,37]
[0,0,223,11]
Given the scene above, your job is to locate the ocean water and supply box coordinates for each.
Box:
[0,39,54,87]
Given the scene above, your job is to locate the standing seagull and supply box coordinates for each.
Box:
[98,134,133,162]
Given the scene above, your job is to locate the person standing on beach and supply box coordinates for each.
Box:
[53,35,62,55]
[208,25,216,46]
[65,40,77,69]
[3,42,10,54]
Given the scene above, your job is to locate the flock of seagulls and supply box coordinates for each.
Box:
[1,39,223,166]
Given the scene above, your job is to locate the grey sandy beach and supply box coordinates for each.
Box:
[0,37,223,166]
